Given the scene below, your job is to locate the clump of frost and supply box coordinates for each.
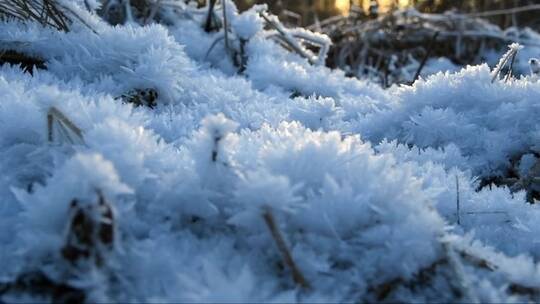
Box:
[231,5,265,40]
[230,169,303,228]
[189,114,239,193]
[354,64,540,176]
[3,3,540,302]
[12,153,130,276]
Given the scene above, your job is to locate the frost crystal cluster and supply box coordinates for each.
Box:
[2,1,540,303]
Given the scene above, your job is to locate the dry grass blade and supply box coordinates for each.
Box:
[262,208,310,289]
[0,0,70,31]
[56,1,97,33]
[441,241,479,303]
[204,34,225,60]
[505,50,518,82]
[491,43,522,83]
[411,31,439,83]
[369,242,486,302]
[47,106,84,145]
[455,175,461,225]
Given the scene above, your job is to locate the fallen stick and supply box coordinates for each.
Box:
[262,208,310,289]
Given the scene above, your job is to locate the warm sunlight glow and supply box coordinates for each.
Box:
[361,0,411,14]
[336,0,350,15]
[399,0,410,7]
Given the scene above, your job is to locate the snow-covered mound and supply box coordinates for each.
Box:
[356,65,540,177]
[2,1,540,303]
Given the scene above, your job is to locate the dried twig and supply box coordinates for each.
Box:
[204,0,217,32]
[411,31,439,83]
[455,175,461,225]
[262,208,310,289]
[261,12,330,66]
[442,241,479,303]
[465,211,507,215]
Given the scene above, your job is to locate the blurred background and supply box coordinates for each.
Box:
[235,0,540,29]
[218,0,540,86]
[175,0,540,85]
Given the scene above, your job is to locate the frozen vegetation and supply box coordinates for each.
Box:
[2,0,540,302]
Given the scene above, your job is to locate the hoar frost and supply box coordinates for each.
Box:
[2,1,540,303]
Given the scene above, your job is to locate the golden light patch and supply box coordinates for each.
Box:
[335,0,350,15]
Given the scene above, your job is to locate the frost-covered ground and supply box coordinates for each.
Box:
[3,1,540,303]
